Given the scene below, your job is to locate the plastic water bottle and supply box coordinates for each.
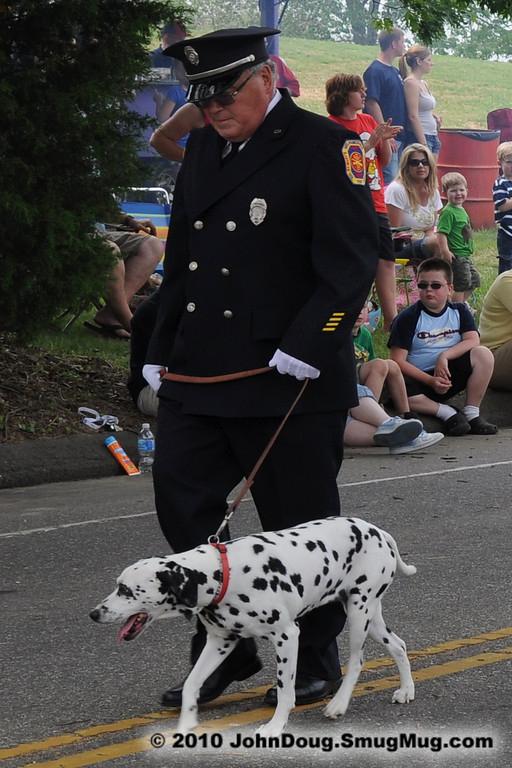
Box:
[137,423,155,474]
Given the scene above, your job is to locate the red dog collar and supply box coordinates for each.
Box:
[210,541,230,605]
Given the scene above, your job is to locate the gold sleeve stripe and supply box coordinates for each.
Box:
[322,312,346,332]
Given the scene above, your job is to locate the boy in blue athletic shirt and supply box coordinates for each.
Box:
[388,257,497,436]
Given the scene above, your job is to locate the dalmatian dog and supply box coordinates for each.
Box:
[90,516,416,736]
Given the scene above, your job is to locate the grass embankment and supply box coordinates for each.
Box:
[278,38,511,129]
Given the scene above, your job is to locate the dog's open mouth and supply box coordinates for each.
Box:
[117,612,149,643]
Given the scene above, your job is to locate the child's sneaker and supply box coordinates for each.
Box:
[389,430,444,454]
[373,416,423,447]
[468,415,498,435]
[443,411,471,436]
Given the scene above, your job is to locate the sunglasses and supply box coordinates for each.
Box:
[197,69,256,110]
[408,158,429,167]
[417,281,447,290]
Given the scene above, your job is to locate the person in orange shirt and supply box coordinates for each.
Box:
[326,73,401,330]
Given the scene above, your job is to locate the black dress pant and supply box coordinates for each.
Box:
[153,396,348,681]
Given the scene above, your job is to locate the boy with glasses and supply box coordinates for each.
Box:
[388,258,497,436]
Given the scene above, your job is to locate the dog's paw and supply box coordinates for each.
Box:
[323,700,347,719]
[256,721,286,738]
[176,716,198,734]
[392,684,415,704]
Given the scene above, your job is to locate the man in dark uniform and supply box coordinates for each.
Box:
[143,27,379,709]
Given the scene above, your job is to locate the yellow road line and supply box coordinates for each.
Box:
[2,627,511,762]
[17,645,512,768]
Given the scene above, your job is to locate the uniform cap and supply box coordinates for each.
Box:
[164,26,280,104]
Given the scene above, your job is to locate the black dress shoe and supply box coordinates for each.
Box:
[263,676,341,707]
[161,657,262,708]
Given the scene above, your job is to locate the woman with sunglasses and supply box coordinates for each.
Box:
[399,45,441,157]
[385,143,442,265]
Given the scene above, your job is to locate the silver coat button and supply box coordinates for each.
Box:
[189,261,198,271]
[225,221,236,232]
[223,310,233,319]
[193,220,204,230]
[221,267,230,276]
[186,302,196,313]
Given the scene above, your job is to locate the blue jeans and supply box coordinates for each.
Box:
[383,140,403,185]
[425,134,441,155]
[497,229,512,274]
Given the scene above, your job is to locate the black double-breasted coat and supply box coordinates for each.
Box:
[147,91,379,416]
[148,91,380,680]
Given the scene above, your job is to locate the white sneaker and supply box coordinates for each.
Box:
[373,416,423,447]
[389,430,444,454]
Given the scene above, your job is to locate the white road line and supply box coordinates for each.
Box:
[339,459,512,486]
[1,459,511,539]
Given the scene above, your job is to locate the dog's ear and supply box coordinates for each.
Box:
[156,565,205,607]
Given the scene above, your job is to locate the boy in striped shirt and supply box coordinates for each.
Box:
[493,141,512,273]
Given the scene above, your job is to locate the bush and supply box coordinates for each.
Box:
[0,0,192,338]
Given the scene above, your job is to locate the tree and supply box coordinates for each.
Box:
[0,0,192,338]
[389,0,512,43]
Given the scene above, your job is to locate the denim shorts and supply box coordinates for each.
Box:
[425,134,441,155]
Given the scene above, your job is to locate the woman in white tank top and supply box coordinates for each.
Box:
[399,45,442,157]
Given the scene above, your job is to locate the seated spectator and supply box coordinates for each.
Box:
[85,217,163,339]
[385,143,442,266]
[493,141,512,274]
[326,73,401,330]
[479,269,512,390]
[354,304,418,414]
[351,306,444,452]
[128,291,160,414]
[388,257,497,436]
[344,384,444,454]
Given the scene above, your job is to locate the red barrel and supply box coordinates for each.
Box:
[437,128,500,229]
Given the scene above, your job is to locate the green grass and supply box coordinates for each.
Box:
[278,37,510,129]
[30,308,129,367]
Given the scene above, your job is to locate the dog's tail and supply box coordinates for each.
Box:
[382,531,417,576]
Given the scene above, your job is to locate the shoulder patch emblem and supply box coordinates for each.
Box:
[342,140,366,185]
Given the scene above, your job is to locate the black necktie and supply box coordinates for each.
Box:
[221,141,242,165]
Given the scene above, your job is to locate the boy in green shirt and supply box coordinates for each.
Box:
[437,172,481,302]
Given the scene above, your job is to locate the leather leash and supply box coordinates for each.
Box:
[209,376,309,604]
[160,366,271,384]
[210,377,309,541]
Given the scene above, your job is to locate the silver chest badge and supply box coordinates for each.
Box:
[184,46,199,65]
[249,198,267,226]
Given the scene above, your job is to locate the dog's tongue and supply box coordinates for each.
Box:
[117,613,146,644]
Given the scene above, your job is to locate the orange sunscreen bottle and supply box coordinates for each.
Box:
[104,435,141,476]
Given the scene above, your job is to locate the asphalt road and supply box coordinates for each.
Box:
[1,431,511,768]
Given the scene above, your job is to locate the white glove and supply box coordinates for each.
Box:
[143,364,166,393]
[268,349,320,380]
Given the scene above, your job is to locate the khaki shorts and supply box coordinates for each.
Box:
[490,340,512,391]
[451,257,480,293]
[105,231,149,261]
